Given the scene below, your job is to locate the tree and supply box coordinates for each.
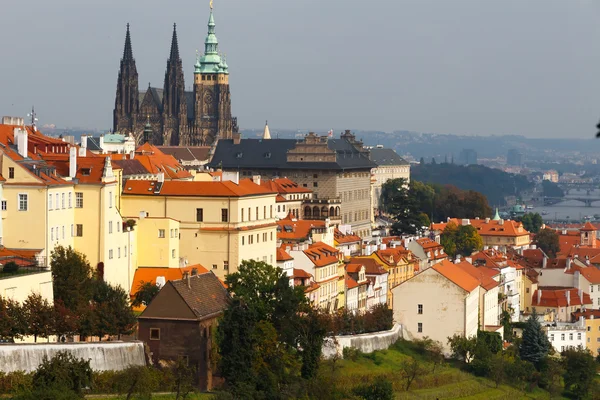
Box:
[447,335,477,364]
[31,351,92,397]
[519,213,544,234]
[562,347,596,400]
[539,357,564,396]
[441,223,483,258]
[50,246,93,311]
[53,300,80,340]
[519,310,550,368]
[89,280,136,340]
[534,228,560,258]
[2,261,19,274]
[23,293,54,342]
[0,296,26,341]
[115,365,159,400]
[131,281,160,308]
[500,309,513,342]
[171,358,196,400]
[542,180,564,198]
[399,358,424,391]
[488,354,507,388]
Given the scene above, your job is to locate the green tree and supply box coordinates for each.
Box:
[23,293,54,342]
[0,296,26,341]
[89,280,136,340]
[488,353,507,388]
[131,281,160,308]
[116,365,160,400]
[441,223,483,257]
[2,261,19,274]
[53,300,80,340]
[447,334,477,364]
[562,347,596,400]
[399,358,425,391]
[519,213,544,234]
[539,357,564,396]
[50,246,93,311]
[171,358,196,400]
[542,180,564,198]
[534,228,560,258]
[519,310,550,368]
[30,351,92,398]
[500,309,513,342]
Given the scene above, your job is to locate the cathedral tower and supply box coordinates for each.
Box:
[162,24,187,145]
[113,24,139,133]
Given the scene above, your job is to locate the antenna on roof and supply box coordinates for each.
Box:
[27,106,38,132]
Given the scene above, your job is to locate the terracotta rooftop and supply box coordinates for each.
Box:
[304,242,340,267]
[130,265,209,297]
[432,218,529,237]
[276,215,326,242]
[122,178,276,197]
[276,246,293,262]
[532,287,592,308]
[260,177,313,195]
[334,228,362,245]
[455,260,499,291]
[433,259,480,292]
[348,257,388,275]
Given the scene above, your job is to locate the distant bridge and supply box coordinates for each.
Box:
[557,182,600,194]
[543,196,600,207]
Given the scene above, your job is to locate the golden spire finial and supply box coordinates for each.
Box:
[210,0,213,10]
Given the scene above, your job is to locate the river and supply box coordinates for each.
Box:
[527,189,600,223]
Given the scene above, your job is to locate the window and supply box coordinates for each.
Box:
[109,191,113,208]
[196,208,204,222]
[569,333,573,340]
[55,193,58,208]
[61,193,65,209]
[117,221,120,232]
[255,207,259,220]
[241,208,244,222]
[417,323,423,333]
[170,229,174,238]
[8,167,14,179]
[49,194,53,210]
[62,226,65,239]
[109,221,113,234]
[1,201,5,211]
[224,261,229,270]
[70,224,74,237]
[588,326,591,332]
[68,192,72,208]
[249,235,254,244]
[593,286,595,293]
[158,229,165,238]
[417,304,423,314]
[526,288,530,293]
[242,236,245,245]
[248,207,251,221]
[270,205,273,218]
[18,194,28,211]
[149,328,160,340]
[578,333,582,340]
[212,264,217,270]
[75,192,83,208]
[51,227,54,241]
[313,182,318,187]
[221,208,228,222]
[76,224,83,237]
[264,206,266,219]
[109,249,113,259]
[561,334,565,341]
[270,232,273,241]
[118,248,121,258]
[172,249,176,258]
[257,234,260,243]
[550,334,554,341]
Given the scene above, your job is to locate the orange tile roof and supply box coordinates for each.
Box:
[304,242,340,267]
[573,309,600,320]
[123,178,276,197]
[276,246,293,262]
[455,261,499,291]
[334,228,362,244]
[260,177,313,194]
[433,259,480,292]
[572,265,600,284]
[135,142,192,180]
[373,248,413,266]
[277,216,326,242]
[47,155,121,184]
[305,281,320,293]
[130,264,209,297]
[581,222,597,232]
[345,274,359,289]
[348,257,388,275]
[433,218,529,237]
[293,268,312,279]
[532,287,592,308]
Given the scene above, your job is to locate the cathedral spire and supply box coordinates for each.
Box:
[169,23,180,61]
[123,23,134,61]
[195,2,224,74]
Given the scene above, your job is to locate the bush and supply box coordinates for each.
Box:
[0,371,33,394]
[2,261,19,274]
[342,347,363,361]
[328,304,394,336]
[31,351,92,397]
[352,377,394,400]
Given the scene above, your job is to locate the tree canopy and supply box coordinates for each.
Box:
[517,213,544,234]
[534,229,560,258]
[519,310,550,368]
[440,222,483,258]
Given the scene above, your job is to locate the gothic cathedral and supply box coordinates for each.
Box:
[112,8,238,146]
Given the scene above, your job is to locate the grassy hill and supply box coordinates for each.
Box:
[321,340,565,399]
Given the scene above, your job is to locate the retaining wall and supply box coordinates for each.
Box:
[322,323,403,359]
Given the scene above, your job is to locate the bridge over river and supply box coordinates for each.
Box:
[544,191,600,207]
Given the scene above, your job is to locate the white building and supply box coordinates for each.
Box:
[544,320,586,353]
[392,260,480,353]
[82,133,136,155]
[455,261,500,328]
[368,146,410,211]
[276,247,294,287]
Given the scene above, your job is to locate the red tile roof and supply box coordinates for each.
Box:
[345,274,359,289]
[581,222,597,232]
[432,218,529,237]
[259,177,312,195]
[348,257,388,275]
[532,287,592,308]
[572,265,600,284]
[130,265,209,297]
[433,259,480,292]
[455,261,499,291]
[334,228,362,244]
[123,178,276,197]
[135,142,192,180]
[276,215,326,242]
[276,247,293,262]
[304,242,340,268]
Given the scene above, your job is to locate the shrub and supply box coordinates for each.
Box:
[31,351,92,397]
[2,262,19,274]
[0,371,33,394]
[352,377,394,400]
[342,347,363,361]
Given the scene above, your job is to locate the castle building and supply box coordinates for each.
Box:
[113,5,238,147]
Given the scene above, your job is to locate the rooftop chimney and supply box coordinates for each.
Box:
[233,132,241,145]
[566,290,571,306]
[537,289,542,305]
[79,135,87,157]
[15,127,28,158]
[2,116,24,125]
[99,135,105,153]
[69,147,77,178]
[252,175,261,185]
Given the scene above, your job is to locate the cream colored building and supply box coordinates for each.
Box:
[368,146,410,211]
[121,177,277,280]
[0,271,53,303]
[393,261,480,353]
[573,310,600,355]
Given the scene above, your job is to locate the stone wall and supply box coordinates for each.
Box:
[0,341,145,373]
[321,323,402,359]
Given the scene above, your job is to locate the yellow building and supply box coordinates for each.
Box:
[573,310,600,356]
[121,178,277,280]
[432,218,531,251]
[363,248,417,306]
[131,216,180,269]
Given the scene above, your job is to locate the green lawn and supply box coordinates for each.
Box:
[320,340,568,399]
[87,393,214,399]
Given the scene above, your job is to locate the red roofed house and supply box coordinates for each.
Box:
[347,257,388,309]
[532,287,592,322]
[454,261,500,328]
[276,212,335,247]
[289,242,342,311]
[334,228,362,257]
[259,177,315,220]
[407,237,447,269]
[344,264,369,313]
[120,177,278,280]
[392,259,481,353]
[276,246,294,286]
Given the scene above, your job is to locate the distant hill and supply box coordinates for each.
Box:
[411,162,533,206]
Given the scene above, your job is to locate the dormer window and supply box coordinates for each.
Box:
[264,152,272,159]
[81,168,91,176]
[236,152,243,158]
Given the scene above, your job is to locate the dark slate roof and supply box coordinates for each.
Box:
[113,159,150,175]
[158,146,211,162]
[86,137,102,151]
[185,91,195,120]
[369,147,409,166]
[170,272,229,320]
[209,138,376,171]
[139,88,164,112]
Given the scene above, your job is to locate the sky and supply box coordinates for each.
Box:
[1,0,600,138]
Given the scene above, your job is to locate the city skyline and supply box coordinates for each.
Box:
[1,0,600,138]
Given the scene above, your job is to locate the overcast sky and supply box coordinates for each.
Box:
[1,0,600,138]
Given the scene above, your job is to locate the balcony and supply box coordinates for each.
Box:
[302,198,341,221]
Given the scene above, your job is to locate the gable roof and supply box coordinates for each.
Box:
[334,228,362,245]
[303,241,340,267]
[432,218,529,238]
[348,257,388,275]
[276,215,326,242]
[260,177,313,195]
[369,147,409,166]
[532,287,592,308]
[122,178,276,197]
[433,259,480,292]
[130,265,209,297]
[276,246,293,262]
[454,261,499,291]
[157,146,211,163]
[135,143,192,179]
[208,137,376,171]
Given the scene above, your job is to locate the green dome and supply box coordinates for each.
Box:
[194,9,228,75]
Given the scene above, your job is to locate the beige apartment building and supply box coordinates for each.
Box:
[209,131,376,238]
[368,146,410,211]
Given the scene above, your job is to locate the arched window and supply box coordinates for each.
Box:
[304,206,312,218]
[313,206,320,218]
[321,206,329,217]
[335,206,341,216]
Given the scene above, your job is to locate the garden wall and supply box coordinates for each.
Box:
[0,341,145,373]
[321,323,403,359]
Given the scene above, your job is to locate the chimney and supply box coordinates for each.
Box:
[99,135,105,153]
[379,243,387,251]
[461,219,470,226]
[252,175,261,185]
[69,147,77,178]
[233,132,241,145]
[578,289,583,303]
[187,272,191,288]
[15,127,28,158]
[465,257,473,264]
[537,289,542,305]
[566,290,571,306]
[129,150,135,160]
[542,256,547,269]
[79,135,87,157]
[499,219,504,225]
[566,257,572,270]
[158,172,165,183]
[485,218,490,223]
